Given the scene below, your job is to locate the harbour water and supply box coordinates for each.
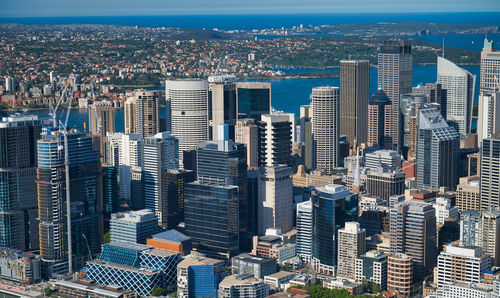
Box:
[29,64,480,132]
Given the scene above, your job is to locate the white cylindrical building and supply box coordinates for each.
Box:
[311,86,340,174]
[166,79,208,166]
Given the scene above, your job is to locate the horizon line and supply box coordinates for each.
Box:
[2,11,500,19]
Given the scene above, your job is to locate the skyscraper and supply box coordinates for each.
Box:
[296,200,313,262]
[257,114,292,167]
[480,137,500,210]
[355,250,388,290]
[4,76,15,93]
[412,83,446,119]
[235,82,271,120]
[417,106,460,190]
[478,90,500,144]
[196,133,249,249]
[235,119,259,169]
[0,114,45,251]
[311,184,351,274]
[258,166,293,235]
[378,40,413,152]
[208,75,237,140]
[124,95,137,134]
[88,100,115,157]
[478,210,500,266]
[367,89,392,148]
[167,79,208,166]
[135,90,160,137]
[480,38,500,90]
[437,56,476,134]
[142,132,179,222]
[337,222,366,280]
[184,181,239,259]
[177,255,225,298]
[37,127,103,275]
[88,100,115,136]
[299,105,314,170]
[387,254,413,298]
[340,60,370,146]
[399,94,426,158]
[160,170,195,230]
[311,86,340,173]
[390,201,437,281]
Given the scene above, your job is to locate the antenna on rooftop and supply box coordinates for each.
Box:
[442,36,445,58]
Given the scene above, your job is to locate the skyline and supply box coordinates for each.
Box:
[2,0,500,18]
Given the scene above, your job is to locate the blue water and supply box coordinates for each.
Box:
[2,12,500,30]
[30,64,480,132]
[413,33,500,52]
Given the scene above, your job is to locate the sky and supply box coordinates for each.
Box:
[1,0,500,18]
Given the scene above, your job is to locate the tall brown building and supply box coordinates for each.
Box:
[367,89,392,148]
[340,60,370,146]
[135,90,159,137]
[88,100,115,157]
[235,118,259,169]
[124,95,137,134]
[387,253,413,298]
[378,40,412,152]
[480,38,500,90]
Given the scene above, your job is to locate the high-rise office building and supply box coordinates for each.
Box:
[478,90,500,144]
[0,114,45,251]
[177,255,225,298]
[142,132,178,222]
[480,38,500,90]
[311,184,352,273]
[390,201,437,281]
[387,253,413,298]
[160,170,195,230]
[437,244,492,288]
[400,94,426,158]
[433,197,459,225]
[124,95,137,134]
[478,210,500,266]
[365,168,405,201]
[417,106,460,190]
[367,89,392,148]
[110,209,158,244]
[37,127,102,275]
[88,100,115,136]
[299,105,314,170]
[365,149,401,170]
[311,86,340,173]
[135,90,159,137]
[235,82,271,120]
[412,83,446,118]
[355,250,388,291]
[378,40,413,152]
[456,179,480,212]
[208,75,237,140]
[437,56,476,134]
[167,79,208,166]
[104,132,142,202]
[480,137,500,210]
[459,210,480,247]
[258,166,293,235]
[340,60,370,146]
[235,119,259,169]
[337,222,366,280]
[296,200,313,261]
[89,100,116,157]
[102,165,120,226]
[196,133,249,249]
[257,114,292,167]
[184,181,239,259]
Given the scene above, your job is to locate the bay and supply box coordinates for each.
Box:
[29,64,480,132]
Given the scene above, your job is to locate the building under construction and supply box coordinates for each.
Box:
[36,126,103,278]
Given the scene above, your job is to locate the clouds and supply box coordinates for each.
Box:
[1,0,499,17]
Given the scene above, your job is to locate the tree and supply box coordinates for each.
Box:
[372,283,381,294]
[43,287,53,296]
[151,287,166,296]
[361,279,371,293]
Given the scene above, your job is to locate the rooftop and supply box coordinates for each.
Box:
[151,229,190,244]
[233,253,274,264]
[219,274,263,287]
[177,255,223,268]
[265,271,296,279]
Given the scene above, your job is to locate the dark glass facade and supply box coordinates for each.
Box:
[160,170,195,230]
[102,165,119,230]
[184,182,239,258]
[236,86,271,120]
